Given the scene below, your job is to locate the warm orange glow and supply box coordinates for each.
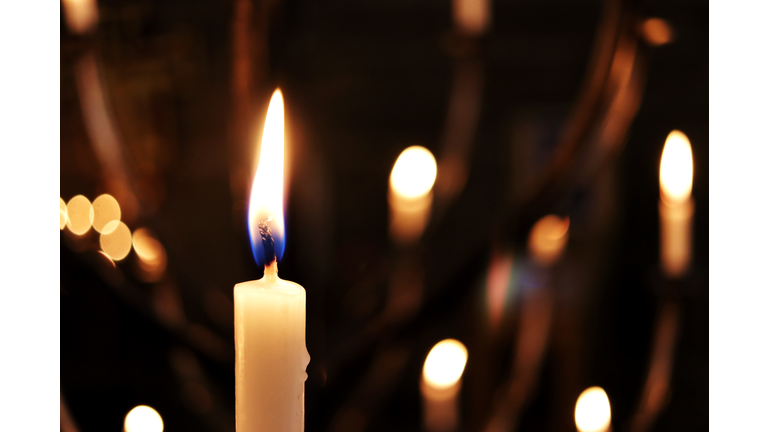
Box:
[100,220,132,261]
[528,215,570,266]
[423,339,468,389]
[66,195,93,235]
[124,405,164,432]
[452,0,490,35]
[248,89,286,265]
[390,146,438,200]
[91,194,121,233]
[61,0,99,35]
[133,228,168,281]
[660,130,693,207]
[575,387,611,432]
[642,18,673,46]
[60,197,68,230]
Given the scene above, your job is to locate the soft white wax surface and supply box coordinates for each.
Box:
[235,263,309,432]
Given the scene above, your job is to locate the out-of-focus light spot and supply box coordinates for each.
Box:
[60,197,68,230]
[575,387,611,432]
[390,146,438,200]
[528,215,570,266]
[642,18,674,46]
[453,0,490,36]
[100,220,132,261]
[124,405,164,432]
[133,228,168,281]
[423,339,468,389]
[61,0,99,35]
[91,194,121,233]
[659,130,693,207]
[66,195,93,235]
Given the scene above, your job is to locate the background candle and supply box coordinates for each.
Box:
[388,146,438,247]
[421,339,468,432]
[235,89,309,432]
[574,387,612,432]
[658,130,694,278]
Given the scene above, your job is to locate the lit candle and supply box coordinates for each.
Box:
[658,130,694,278]
[234,89,310,432]
[421,339,468,432]
[574,387,612,432]
[388,146,438,247]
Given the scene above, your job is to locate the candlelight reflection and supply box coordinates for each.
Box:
[659,130,693,207]
[124,405,164,432]
[66,195,93,235]
[100,220,132,261]
[575,387,611,432]
[91,194,121,233]
[248,89,286,266]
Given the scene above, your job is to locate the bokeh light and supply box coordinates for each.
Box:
[659,130,693,206]
[66,195,93,235]
[528,215,570,266]
[133,228,168,281]
[423,339,468,389]
[390,146,438,200]
[642,18,673,46]
[100,220,132,261]
[91,194,121,233]
[60,197,68,230]
[124,405,164,432]
[574,387,611,432]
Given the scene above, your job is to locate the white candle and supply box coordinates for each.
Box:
[574,387,612,432]
[658,130,694,279]
[421,339,468,432]
[388,146,437,247]
[235,89,310,432]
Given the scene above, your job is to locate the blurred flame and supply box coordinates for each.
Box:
[659,130,693,206]
[124,405,164,432]
[60,197,68,230]
[91,194,121,233]
[642,18,674,46]
[61,0,99,35]
[66,195,93,235]
[100,220,132,261]
[528,215,570,266]
[575,387,611,432]
[248,89,286,266]
[423,339,468,389]
[133,228,168,281]
[390,146,437,200]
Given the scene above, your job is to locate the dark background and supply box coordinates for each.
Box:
[60,0,707,431]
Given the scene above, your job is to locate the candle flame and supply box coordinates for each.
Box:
[248,89,286,266]
[659,130,693,207]
[124,405,164,432]
[390,146,437,200]
[528,215,570,266]
[423,339,468,389]
[574,387,611,432]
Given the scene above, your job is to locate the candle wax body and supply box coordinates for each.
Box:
[235,276,309,432]
[659,199,694,278]
[421,378,461,432]
[389,190,432,247]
